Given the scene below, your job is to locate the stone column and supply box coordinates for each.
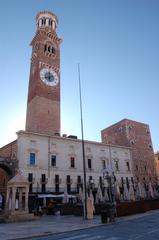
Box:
[46,18,49,26]
[52,21,55,30]
[25,187,29,212]
[5,187,10,210]
[39,19,42,27]
[19,188,23,211]
[12,187,16,211]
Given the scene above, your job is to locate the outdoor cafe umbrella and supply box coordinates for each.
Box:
[78,186,84,202]
[89,189,95,210]
[129,183,135,201]
[136,182,146,199]
[103,186,109,202]
[114,181,120,201]
[148,182,154,199]
[123,181,130,201]
[95,184,103,203]
[63,184,68,203]
[153,184,159,198]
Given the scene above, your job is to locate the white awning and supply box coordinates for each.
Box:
[37,194,76,199]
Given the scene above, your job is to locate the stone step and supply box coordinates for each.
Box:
[0,211,39,223]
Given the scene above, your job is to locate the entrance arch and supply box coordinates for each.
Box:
[0,158,18,210]
[0,168,10,210]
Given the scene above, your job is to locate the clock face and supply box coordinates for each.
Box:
[40,68,59,86]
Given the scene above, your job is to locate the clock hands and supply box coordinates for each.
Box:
[45,71,54,82]
[40,68,58,86]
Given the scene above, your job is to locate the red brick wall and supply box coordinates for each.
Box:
[0,168,10,194]
[154,152,159,180]
[0,141,17,159]
[26,96,60,135]
[101,119,129,146]
[101,119,157,183]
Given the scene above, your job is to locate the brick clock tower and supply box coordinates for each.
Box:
[26,11,62,135]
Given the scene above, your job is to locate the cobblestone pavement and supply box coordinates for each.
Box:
[32,211,159,240]
[0,210,159,240]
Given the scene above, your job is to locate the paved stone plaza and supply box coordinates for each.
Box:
[0,210,159,240]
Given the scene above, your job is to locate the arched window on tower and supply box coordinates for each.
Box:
[52,47,55,54]
[49,18,53,26]
[44,42,56,55]
[41,18,46,25]
[43,18,46,25]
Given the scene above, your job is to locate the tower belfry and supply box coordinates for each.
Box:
[25,11,62,135]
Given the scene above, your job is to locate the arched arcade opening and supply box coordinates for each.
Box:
[0,166,13,210]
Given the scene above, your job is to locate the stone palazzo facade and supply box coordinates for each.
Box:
[17,130,133,194]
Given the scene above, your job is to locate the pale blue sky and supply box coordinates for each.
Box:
[0,0,159,151]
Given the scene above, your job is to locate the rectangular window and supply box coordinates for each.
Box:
[41,174,46,193]
[121,177,124,186]
[29,153,35,165]
[67,175,71,193]
[89,176,93,181]
[102,160,106,169]
[70,157,75,168]
[28,173,33,182]
[115,161,119,171]
[55,184,59,193]
[28,173,33,193]
[55,175,59,193]
[29,184,32,193]
[126,177,129,189]
[88,159,92,169]
[41,174,46,182]
[99,176,102,185]
[51,155,56,167]
[77,176,81,192]
[67,175,71,183]
[41,184,46,193]
[126,162,130,171]
[77,176,81,184]
[55,174,59,183]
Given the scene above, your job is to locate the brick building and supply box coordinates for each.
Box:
[154,152,159,180]
[0,141,17,159]
[101,119,157,183]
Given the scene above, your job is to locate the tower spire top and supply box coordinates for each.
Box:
[36,10,58,31]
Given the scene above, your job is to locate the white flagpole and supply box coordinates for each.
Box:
[78,63,87,219]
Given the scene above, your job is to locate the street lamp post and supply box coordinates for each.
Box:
[88,179,95,198]
[89,179,94,190]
